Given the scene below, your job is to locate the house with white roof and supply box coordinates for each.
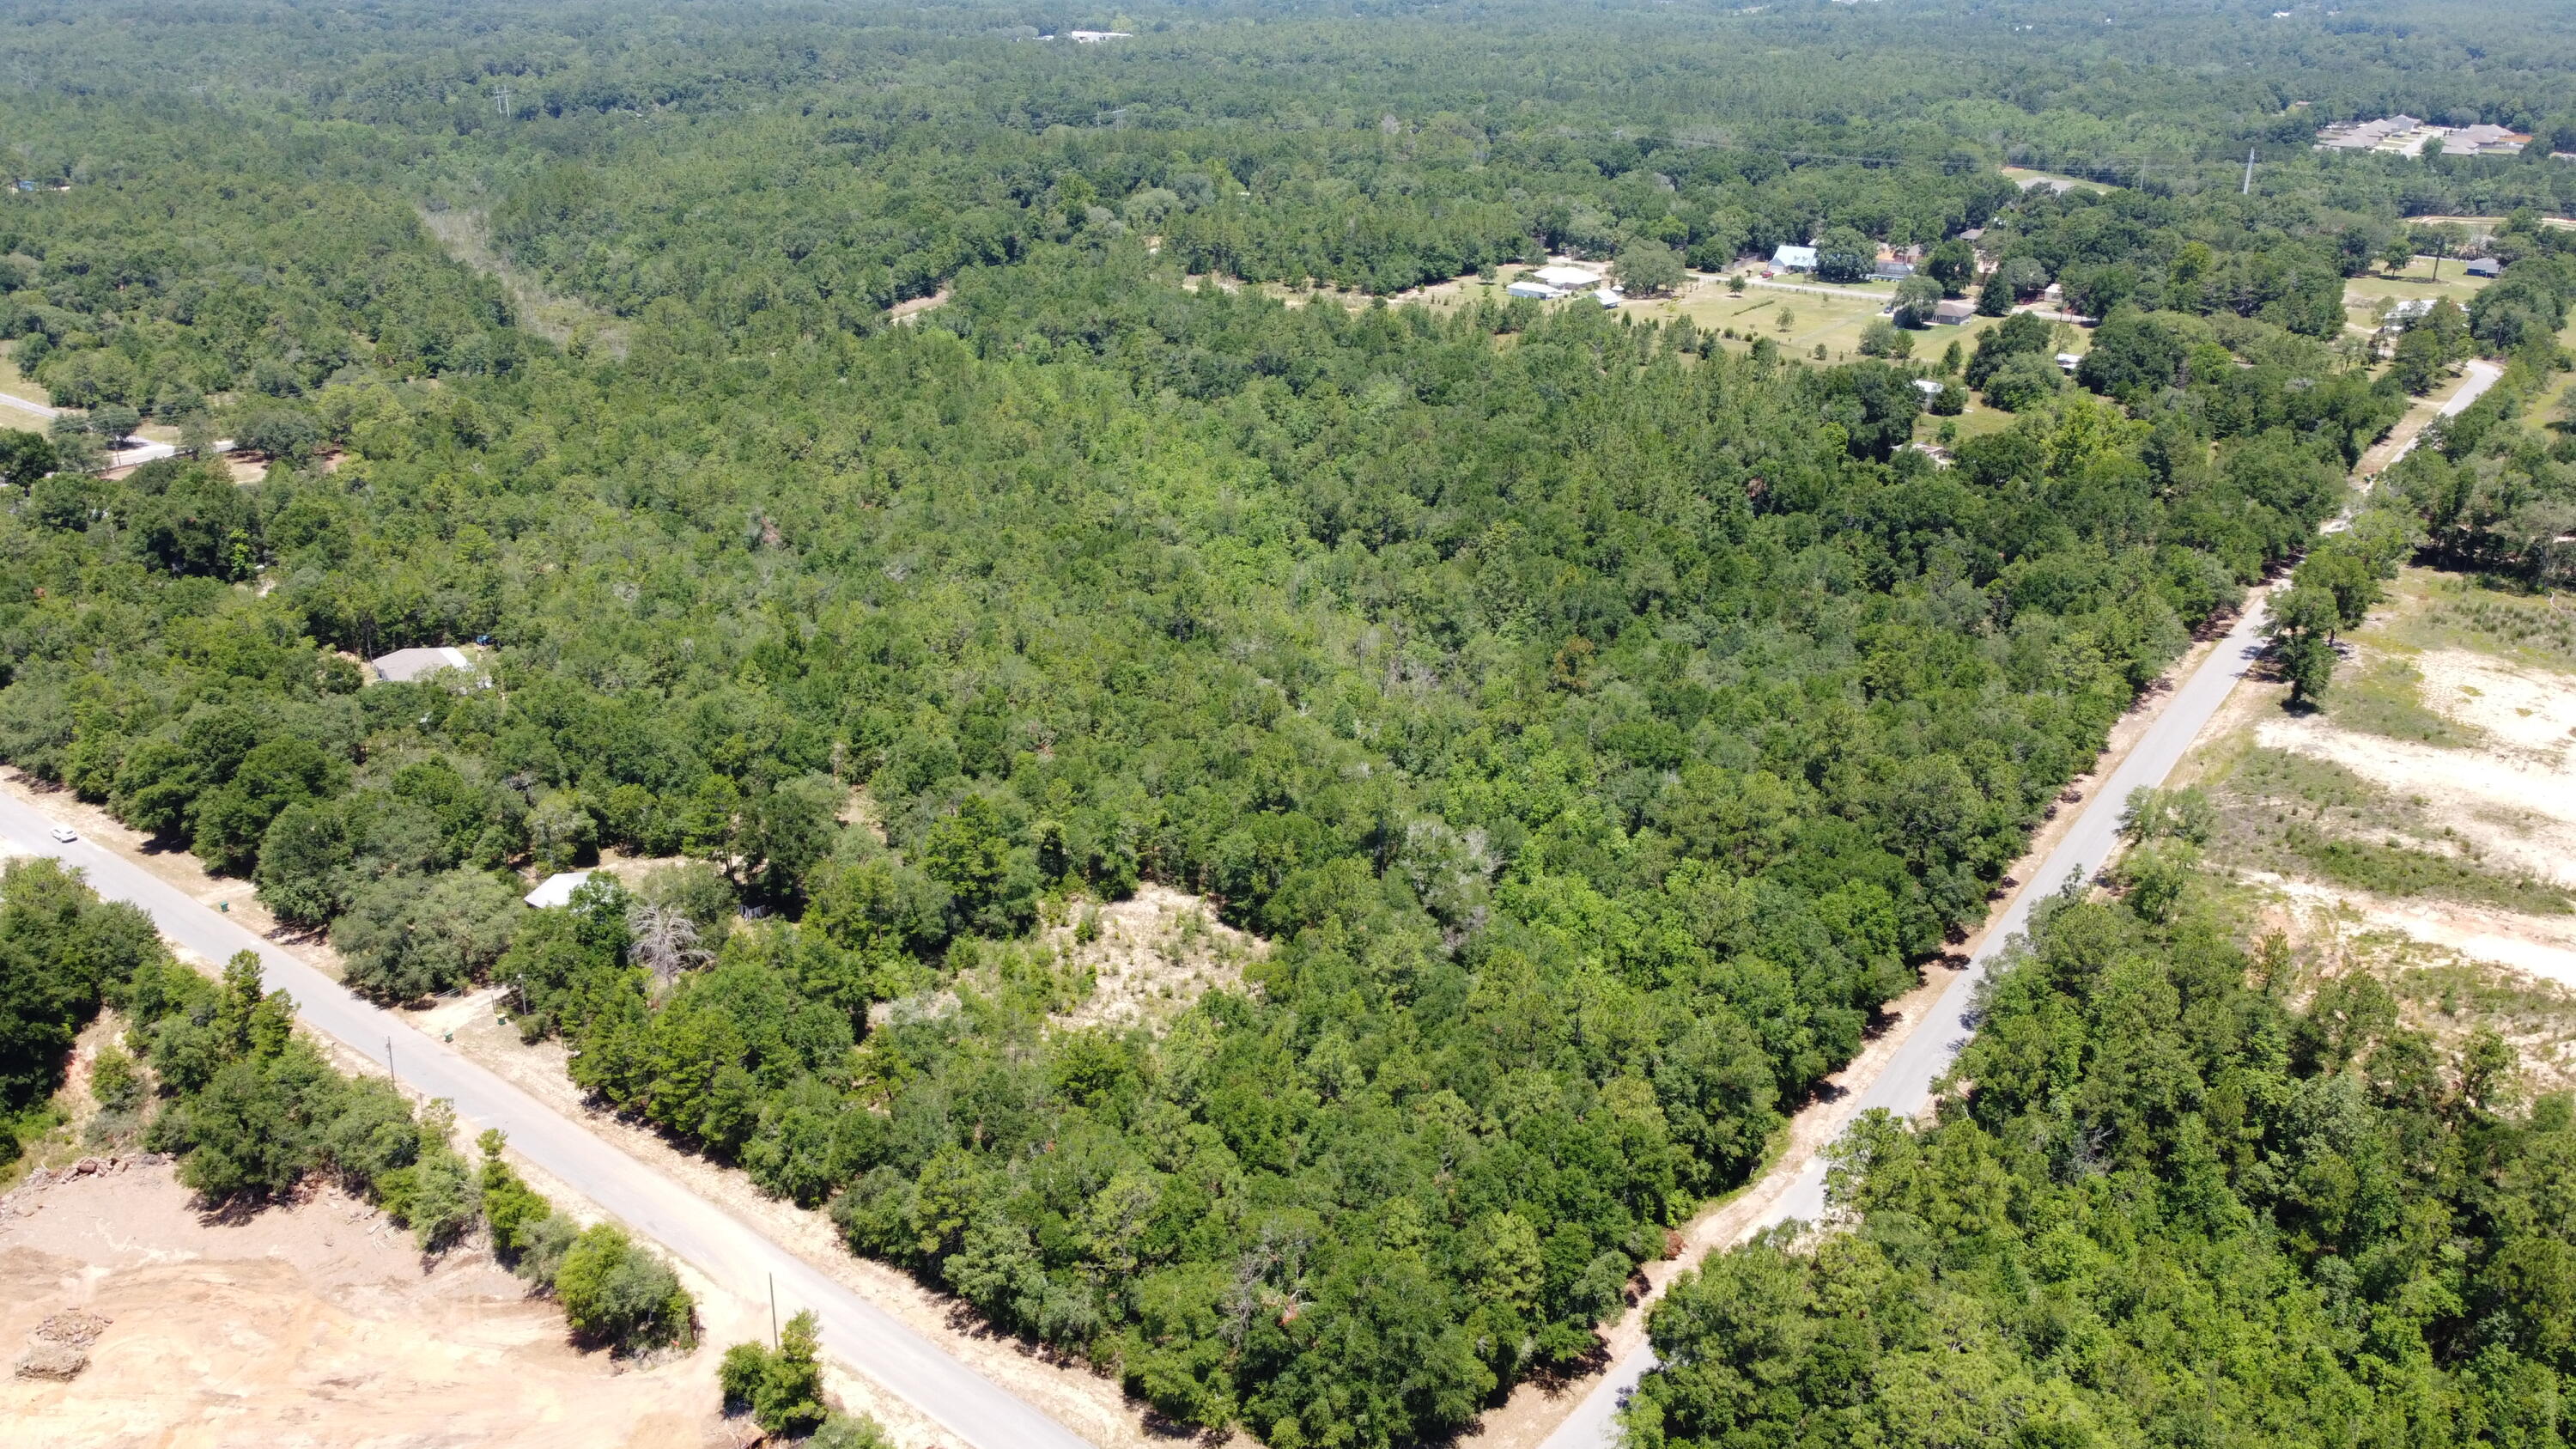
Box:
[370,645,482,685]
[1771,244,1818,272]
[524,870,595,908]
[1530,264,1605,289]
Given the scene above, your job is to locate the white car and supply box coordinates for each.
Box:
[49,825,76,843]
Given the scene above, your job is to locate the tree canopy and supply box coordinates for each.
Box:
[2,0,2572,1439]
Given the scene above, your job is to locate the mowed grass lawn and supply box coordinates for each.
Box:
[1374,267,2087,447]
[2343,265,2492,332]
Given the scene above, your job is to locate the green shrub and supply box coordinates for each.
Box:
[515,1210,580,1288]
[172,1058,307,1201]
[811,1412,894,1449]
[88,1044,142,1113]
[377,1104,478,1251]
[478,1129,558,1260]
[555,1223,696,1353]
[719,1310,829,1436]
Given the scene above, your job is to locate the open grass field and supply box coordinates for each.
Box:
[0,341,52,411]
[2343,265,2492,324]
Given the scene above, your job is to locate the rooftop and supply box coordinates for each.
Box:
[2318,116,2525,157]
[524,871,596,909]
[371,645,477,685]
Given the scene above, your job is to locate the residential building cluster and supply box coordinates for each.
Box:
[2315,116,2528,157]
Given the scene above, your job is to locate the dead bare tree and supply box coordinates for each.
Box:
[628,903,711,988]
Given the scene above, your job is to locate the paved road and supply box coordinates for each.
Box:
[1744,277,1893,302]
[1539,594,2279,1449]
[0,389,59,423]
[0,387,232,467]
[2390,358,2504,468]
[0,792,1096,1449]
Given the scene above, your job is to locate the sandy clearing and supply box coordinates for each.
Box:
[888,289,951,324]
[2250,708,2576,887]
[1048,882,1259,1032]
[2415,647,2576,761]
[2245,870,2576,988]
[2172,561,2576,1096]
[0,1160,732,1449]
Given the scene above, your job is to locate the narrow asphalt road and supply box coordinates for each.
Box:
[1538,592,2279,1449]
[2391,358,2505,467]
[0,387,230,467]
[0,792,1097,1449]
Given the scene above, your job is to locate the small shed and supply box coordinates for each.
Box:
[1593,287,1625,308]
[370,645,477,685]
[524,871,596,909]
[1931,300,1976,325]
[2055,352,2082,373]
[1872,260,1916,281]
[1912,379,1945,399]
[1771,244,1818,272]
[1505,280,1563,300]
[2464,257,2502,278]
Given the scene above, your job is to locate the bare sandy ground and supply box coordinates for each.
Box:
[0,1159,729,1449]
[2173,569,2576,1075]
[2245,869,2576,990]
[1045,882,1259,1031]
[2253,646,2576,889]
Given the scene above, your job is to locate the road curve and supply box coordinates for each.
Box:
[0,791,1097,1449]
[2391,358,2505,468]
[1539,593,2279,1449]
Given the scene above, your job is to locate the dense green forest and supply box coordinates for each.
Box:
[2,0,2574,1443]
[1627,885,2572,1449]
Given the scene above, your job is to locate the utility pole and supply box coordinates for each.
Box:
[496,85,512,121]
[769,1273,779,1348]
[2242,147,2257,195]
[386,1036,396,1089]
